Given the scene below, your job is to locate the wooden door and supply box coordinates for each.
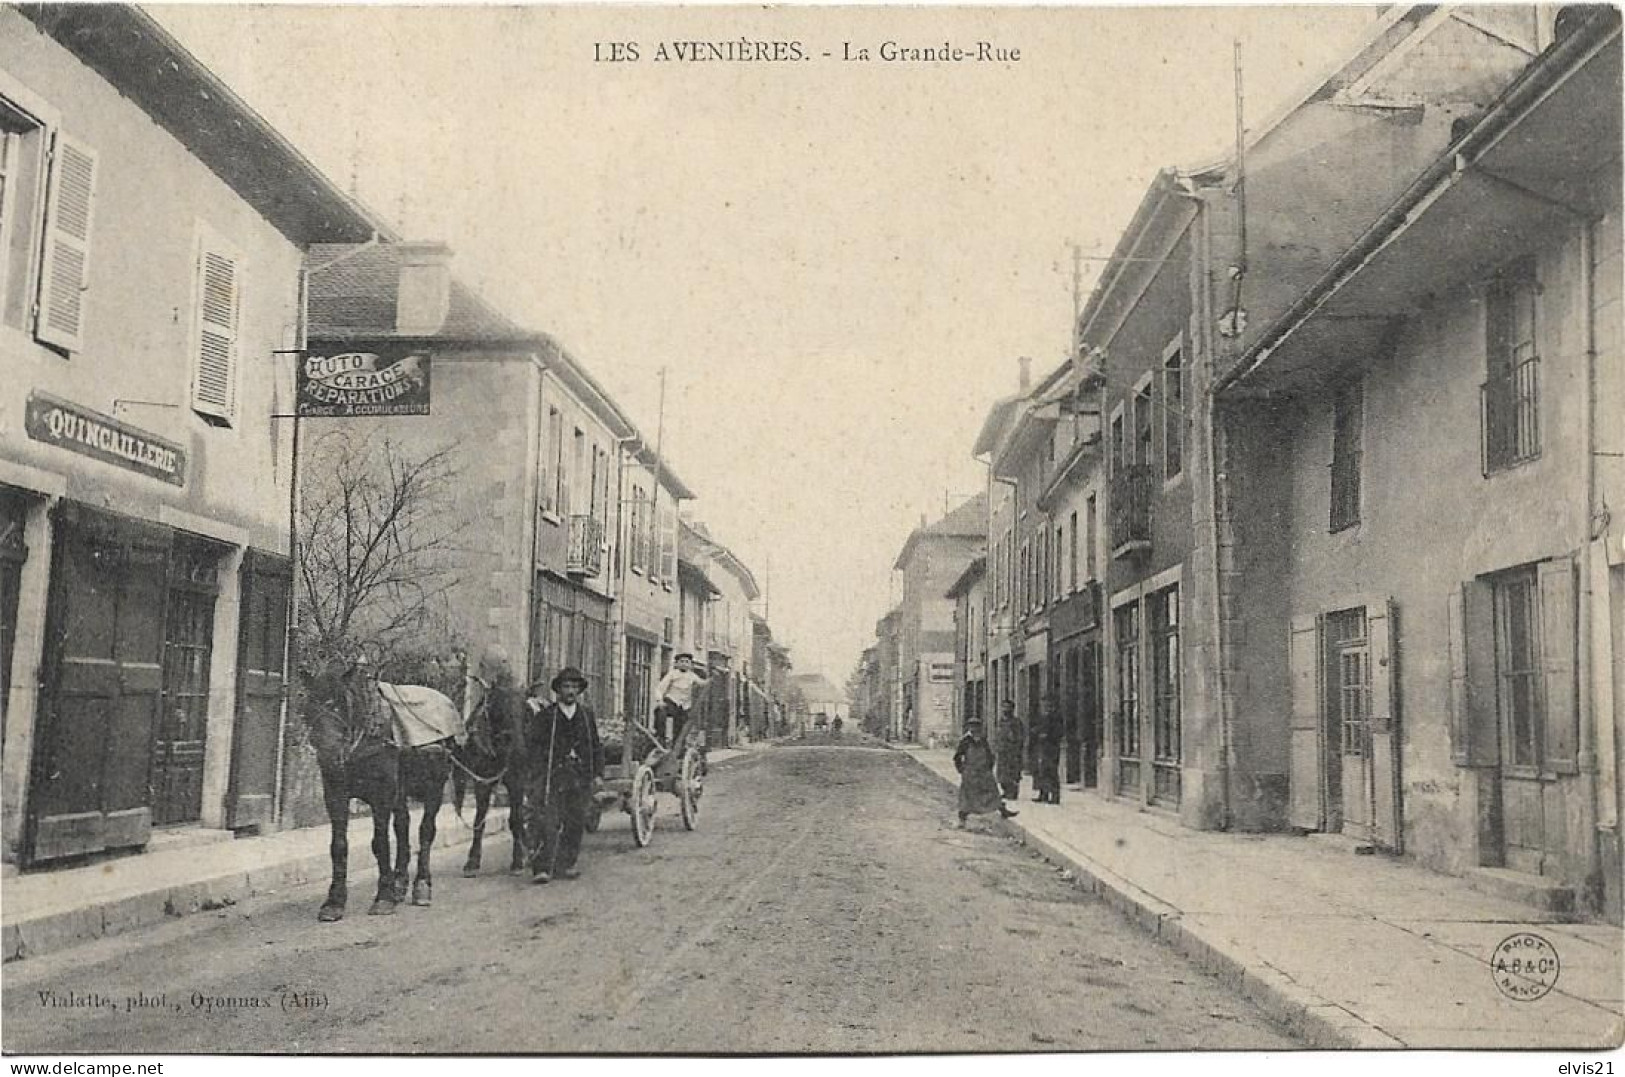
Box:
[1366,600,1402,851]
[1492,561,1577,876]
[0,489,28,748]
[1327,608,1372,839]
[1081,640,1101,788]
[227,550,289,831]
[1287,615,1325,830]
[151,537,220,827]
[28,511,167,861]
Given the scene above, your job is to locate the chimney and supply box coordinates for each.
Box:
[1018,356,1032,392]
[395,241,453,335]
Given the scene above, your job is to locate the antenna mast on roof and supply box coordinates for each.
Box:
[348,124,361,198]
[1070,242,1084,355]
[651,366,667,568]
[1220,36,1250,339]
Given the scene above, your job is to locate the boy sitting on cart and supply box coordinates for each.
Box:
[650,652,709,773]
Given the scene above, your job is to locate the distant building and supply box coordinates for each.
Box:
[792,673,844,727]
[945,554,987,740]
[892,494,986,744]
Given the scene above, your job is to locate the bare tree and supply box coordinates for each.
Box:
[296,427,467,661]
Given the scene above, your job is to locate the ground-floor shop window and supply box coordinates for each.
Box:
[624,636,654,724]
[1114,603,1141,794]
[1150,584,1181,805]
[1492,568,1542,770]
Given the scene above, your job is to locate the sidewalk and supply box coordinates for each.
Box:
[908,748,1624,1049]
[2,746,752,964]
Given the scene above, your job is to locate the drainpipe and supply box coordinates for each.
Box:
[1201,195,1234,831]
[1578,220,1600,904]
[611,433,641,776]
[272,264,309,828]
[993,472,1020,710]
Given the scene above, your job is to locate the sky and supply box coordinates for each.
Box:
[154,2,1382,684]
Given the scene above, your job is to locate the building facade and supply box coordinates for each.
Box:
[1036,409,1106,788]
[1218,10,1623,920]
[946,555,986,740]
[890,494,985,745]
[617,453,689,746]
[0,5,380,866]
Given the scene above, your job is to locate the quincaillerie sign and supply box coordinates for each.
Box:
[25,392,185,486]
[297,348,432,417]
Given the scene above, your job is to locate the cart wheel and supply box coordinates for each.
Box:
[678,747,704,831]
[630,764,658,847]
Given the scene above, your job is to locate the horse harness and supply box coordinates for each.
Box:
[449,674,510,788]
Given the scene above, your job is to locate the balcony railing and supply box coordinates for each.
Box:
[1481,357,1540,474]
[1110,463,1154,559]
[566,514,605,578]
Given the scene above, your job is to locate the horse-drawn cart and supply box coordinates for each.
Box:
[586,714,706,846]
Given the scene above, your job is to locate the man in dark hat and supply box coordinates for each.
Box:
[520,667,604,883]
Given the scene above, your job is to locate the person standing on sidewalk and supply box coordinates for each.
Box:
[954,717,1018,827]
[521,667,604,884]
[1032,695,1063,804]
[994,699,1025,801]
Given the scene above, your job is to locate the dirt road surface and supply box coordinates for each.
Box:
[2,746,1296,1053]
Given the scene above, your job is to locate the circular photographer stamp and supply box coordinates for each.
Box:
[1491,932,1561,1001]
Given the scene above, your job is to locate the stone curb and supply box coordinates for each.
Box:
[3,808,512,965]
[905,755,1402,1049]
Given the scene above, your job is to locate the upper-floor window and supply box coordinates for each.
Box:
[190,224,241,427]
[588,444,601,520]
[657,502,676,583]
[1019,541,1029,613]
[629,484,647,573]
[1330,379,1363,533]
[1068,511,1078,592]
[568,428,585,517]
[1052,523,1063,603]
[543,407,563,515]
[0,89,97,354]
[1134,380,1155,471]
[1110,409,1125,474]
[1034,529,1045,611]
[1085,494,1098,581]
[1163,340,1185,481]
[1483,258,1540,473]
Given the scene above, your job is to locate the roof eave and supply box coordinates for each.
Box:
[30,4,391,245]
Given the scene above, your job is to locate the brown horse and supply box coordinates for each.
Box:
[302,655,452,920]
[450,672,528,875]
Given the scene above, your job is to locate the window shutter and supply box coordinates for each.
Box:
[1365,599,1396,735]
[1288,613,1325,830]
[1365,597,1402,850]
[1449,580,1499,767]
[1538,556,1580,775]
[660,506,677,583]
[192,234,240,423]
[35,132,97,352]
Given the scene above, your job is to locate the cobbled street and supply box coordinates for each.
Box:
[2,745,1295,1053]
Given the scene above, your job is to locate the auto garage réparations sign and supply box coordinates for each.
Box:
[297,347,432,417]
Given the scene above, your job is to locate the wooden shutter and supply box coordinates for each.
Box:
[1365,597,1402,851]
[1449,580,1500,766]
[1287,613,1324,830]
[1538,556,1580,775]
[34,132,97,352]
[660,505,677,583]
[192,232,240,424]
